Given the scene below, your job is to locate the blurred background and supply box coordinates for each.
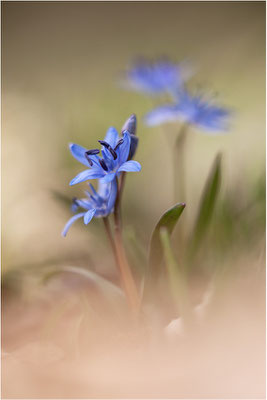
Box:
[2,1,266,398]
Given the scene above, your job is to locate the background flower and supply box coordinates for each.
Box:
[144,90,231,133]
[122,58,193,97]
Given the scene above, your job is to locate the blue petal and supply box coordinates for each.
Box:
[118,160,141,172]
[84,208,97,225]
[96,180,109,198]
[61,212,85,237]
[101,172,116,183]
[128,135,139,160]
[107,179,117,213]
[89,183,98,197]
[124,59,192,96]
[104,127,119,148]
[197,108,230,132]
[69,144,89,167]
[117,131,131,165]
[76,199,92,209]
[70,169,104,186]
[89,154,103,166]
[144,105,179,126]
[102,147,115,168]
[71,202,79,213]
[88,183,105,206]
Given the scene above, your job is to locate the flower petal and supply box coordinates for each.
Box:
[69,143,89,167]
[84,208,97,225]
[96,180,109,198]
[70,169,104,186]
[117,131,131,165]
[144,105,179,126]
[197,107,231,132]
[104,127,119,148]
[101,172,116,183]
[118,160,141,172]
[61,212,85,237]
[107,179,117,213]
[76,199,92,209]
[128,135,139,160]
[102,147,115,168]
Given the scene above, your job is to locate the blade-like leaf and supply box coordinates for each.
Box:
[190,153,222,255]
[143,202,186,300]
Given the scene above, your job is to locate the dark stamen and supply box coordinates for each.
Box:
[85,149,99,166]
[86,149,100,155]
[85,153,93,166]
[99,158,108,171]
[72,197,79,207]
[98,140,117,160]
[114,138,124,151]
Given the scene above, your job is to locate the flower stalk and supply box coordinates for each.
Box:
[103,217,118,266]
[173,124,188,247]
[113,177,140,316]
[174,124,188,204]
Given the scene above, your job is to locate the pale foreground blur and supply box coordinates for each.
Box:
[2,244,265,398]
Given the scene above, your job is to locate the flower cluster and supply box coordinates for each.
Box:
[123,57,231,133]
[62,114,141,236]
[123,58,192,98]
[144,90,230,133]
[62,180,117,237]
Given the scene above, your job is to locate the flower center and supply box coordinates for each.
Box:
[98,140,117,160]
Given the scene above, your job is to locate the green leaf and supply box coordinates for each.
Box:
[143,202,186,299]
[190,153,222,255]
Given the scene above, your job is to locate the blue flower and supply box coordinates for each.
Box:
[123,58,192,97]
[62,179,117,236]
[69,122,141,186]
[144,90,231,133]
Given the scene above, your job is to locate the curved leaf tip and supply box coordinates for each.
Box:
[143,202,186,300]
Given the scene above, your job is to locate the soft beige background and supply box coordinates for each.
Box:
[2,1,265,272]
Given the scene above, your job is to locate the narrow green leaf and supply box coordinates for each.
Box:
[190,153,222,254]
[143,202,186,299]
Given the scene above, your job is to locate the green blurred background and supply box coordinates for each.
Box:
[2,1,265,278]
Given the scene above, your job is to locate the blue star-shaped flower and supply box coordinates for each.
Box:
[69,124,141,186]
[62,180,117,236]
[123,58,192,97]
[144,90,231,133]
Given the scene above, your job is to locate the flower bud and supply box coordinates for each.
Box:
[121,114,139,160]
[121,113,137,136]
